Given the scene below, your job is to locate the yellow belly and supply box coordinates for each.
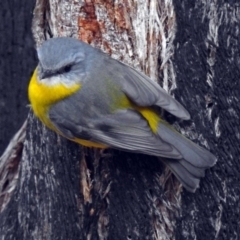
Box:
[28,68,80,128]
[73,138,108,148]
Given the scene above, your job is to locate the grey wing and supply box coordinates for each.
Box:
[103,57,190,120]
[49,106,182,159]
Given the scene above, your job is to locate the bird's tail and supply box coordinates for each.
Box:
[158,123,217,192]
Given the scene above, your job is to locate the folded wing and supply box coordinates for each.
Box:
[49,107,182,159]
[102,57,190,120]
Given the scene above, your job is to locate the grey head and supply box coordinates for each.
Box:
[36,37,96,85]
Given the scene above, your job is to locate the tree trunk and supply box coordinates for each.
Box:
[0,0,239,239]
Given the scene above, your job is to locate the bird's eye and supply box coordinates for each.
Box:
[64,65,72,73]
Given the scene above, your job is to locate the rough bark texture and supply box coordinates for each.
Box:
[0,0,239,240]
[0,0,37,155]
[173,2,240,239]
[0,120,27,213]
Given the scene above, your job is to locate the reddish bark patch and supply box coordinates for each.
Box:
[114,3,129,31]
[103,41,112,55]
[78,0,132,47]
[78,3,101,44]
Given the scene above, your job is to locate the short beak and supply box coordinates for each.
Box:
[38,67,55,80]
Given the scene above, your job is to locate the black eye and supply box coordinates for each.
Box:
[64,65,72,73]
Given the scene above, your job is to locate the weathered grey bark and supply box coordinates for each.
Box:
[173,2,240,239]
[0,0,239,239]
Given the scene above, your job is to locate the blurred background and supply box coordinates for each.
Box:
[0,0,37,155]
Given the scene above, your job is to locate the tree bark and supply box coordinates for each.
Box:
[0,0,239,239]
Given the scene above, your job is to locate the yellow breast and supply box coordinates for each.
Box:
[28,68,107,148]
[28,68,81,129]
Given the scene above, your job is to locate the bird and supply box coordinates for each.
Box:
[28,37,217,192]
